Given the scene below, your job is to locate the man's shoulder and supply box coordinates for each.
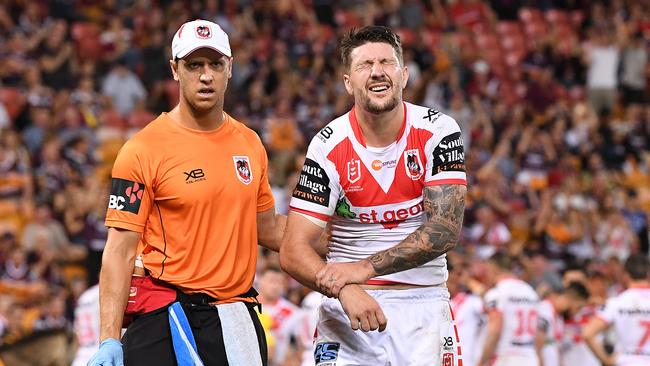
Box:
[229,115,264,145]
[120,114,171,150]
[307,112,350,151]
[406,102,459,133]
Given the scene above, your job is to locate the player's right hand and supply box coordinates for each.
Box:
[87,338,123,366]
[338,285,387,332]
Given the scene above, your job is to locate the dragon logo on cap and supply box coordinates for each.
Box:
[196,25,211,39]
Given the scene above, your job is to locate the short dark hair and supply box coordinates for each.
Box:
[340,26,403,71]
[624,254,650,280]
[488,251,515,271]
[564,281,590,300]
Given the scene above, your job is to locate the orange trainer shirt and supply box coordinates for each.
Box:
[105,112,274,300]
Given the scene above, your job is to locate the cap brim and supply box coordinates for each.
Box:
[175,45,231,59]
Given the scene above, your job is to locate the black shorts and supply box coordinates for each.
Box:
[122,302,267,366]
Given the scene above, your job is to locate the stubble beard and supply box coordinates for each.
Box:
[360,88,401,114]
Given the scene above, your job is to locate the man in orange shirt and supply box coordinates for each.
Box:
[88,19,285,366]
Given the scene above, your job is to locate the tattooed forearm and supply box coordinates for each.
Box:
[367,184,466,276]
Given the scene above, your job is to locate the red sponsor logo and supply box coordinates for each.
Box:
[358,201,424,229]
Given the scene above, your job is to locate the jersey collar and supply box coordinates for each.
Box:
[349,102,407,148]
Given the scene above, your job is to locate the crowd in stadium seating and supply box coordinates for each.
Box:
[0,0,647,364]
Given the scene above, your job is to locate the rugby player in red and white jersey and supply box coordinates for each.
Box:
[535,282,590,366]
[562,304,601,366]
[280,25,467,366]
[72,284,100,366]
[559,266,602,366]
[257,266,304,366]
[479,252,541,366]
[449,260,486,366]
[583,254,650,366]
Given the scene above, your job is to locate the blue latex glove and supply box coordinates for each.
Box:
[87,338,124,366]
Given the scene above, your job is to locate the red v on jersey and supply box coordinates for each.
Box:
[327,126,433,208]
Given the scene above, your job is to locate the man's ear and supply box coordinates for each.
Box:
[170,59,179,81]
[343,74,353,96]
[402,65,409,90]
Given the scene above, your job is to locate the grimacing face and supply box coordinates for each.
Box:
[170,48,232,114]
[343,42,408,114]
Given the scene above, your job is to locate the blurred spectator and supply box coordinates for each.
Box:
[0,128,33,219]
[257,265,304,366]
[33,137,71,202]
[101,59,146,116]
[38,20,75,90]
[620,31,648,106]
[0,0,644,363]
[468,203,512,258]
[21,201,85,262]
[584,30,620,115]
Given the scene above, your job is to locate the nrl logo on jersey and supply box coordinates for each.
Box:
[233,156,253,185]
[404,149,423,180]
[347,159,361,183]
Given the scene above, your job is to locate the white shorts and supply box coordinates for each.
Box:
[72,346,98,366]
[542,344,560,366]
[616,354,650,366]
[491,354,539,366]
[313,287,462,366]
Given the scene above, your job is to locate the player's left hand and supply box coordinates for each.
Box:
[315,260,375,297]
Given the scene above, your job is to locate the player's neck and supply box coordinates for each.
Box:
[496,273,516,283]
[547,295,559,310]
[355,103,404,147]
[171,101,225,131]
[629,280,650,289]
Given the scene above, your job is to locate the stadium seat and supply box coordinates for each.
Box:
[519,8,543,23]
[524,20,547,41]
[505,51,524,68]
[545,9,569,24]
[570,10,585,27]
[0,87,26,122]
[71,22,103,61]
[496,21,522,36]
[71,22,100,42]
[476,33,499,49]
[164,79,180,108]
[396,28,417,47]
[500,34,526,52]
[128,109,155,129]
[100,109,126,130]
[422,30,443,50]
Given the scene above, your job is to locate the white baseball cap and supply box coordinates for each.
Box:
[171,19,231,59]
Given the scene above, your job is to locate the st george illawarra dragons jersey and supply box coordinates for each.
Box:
[289,102,466,286]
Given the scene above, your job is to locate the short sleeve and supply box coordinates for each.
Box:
[289,139,340,223]
[484,288,502,313]
[256,142,275,212]
[104,140,154,233]
[596,299,617,325]
[537,303,552,332]
[424,116,467,186]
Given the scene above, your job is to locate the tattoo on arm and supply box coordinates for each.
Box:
[367,184,466,276]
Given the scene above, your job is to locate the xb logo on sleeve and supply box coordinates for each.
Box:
[108,178,145,214]
[314,342,340,366]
